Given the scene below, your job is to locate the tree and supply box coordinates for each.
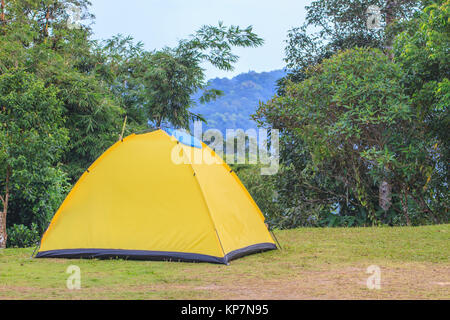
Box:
[278,1,422,215]
[252,0,434,228]
[0,0,124,183]
[279,0,420,92]
[102,23,264,130]
[1,2,264,182]
[394,0,449,219]
[0,71,68,248]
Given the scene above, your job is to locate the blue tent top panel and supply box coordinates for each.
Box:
[164,129,203,149]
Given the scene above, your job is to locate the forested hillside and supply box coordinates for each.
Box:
[191,70,286,132]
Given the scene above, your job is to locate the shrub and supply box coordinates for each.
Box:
[6,223,40,248]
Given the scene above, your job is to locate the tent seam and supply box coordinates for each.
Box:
[201,143,275,243]
[159,130,226,258]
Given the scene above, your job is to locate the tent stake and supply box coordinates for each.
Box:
[30,242,40,259]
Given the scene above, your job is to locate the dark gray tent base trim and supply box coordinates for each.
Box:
[35,243,277,264]
[224,243,277,262]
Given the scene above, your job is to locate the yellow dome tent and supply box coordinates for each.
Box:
[36,129,276,264]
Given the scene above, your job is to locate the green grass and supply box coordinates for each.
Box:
[0,225,449,299]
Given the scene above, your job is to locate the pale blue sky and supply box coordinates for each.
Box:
[90,0,311,79]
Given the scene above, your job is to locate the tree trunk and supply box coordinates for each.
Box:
[44,7,50,37]
[385,0,397,60]
[0,166,10,249]
[0,211,6,248]
[379,180,392,211]
[377,0,399,211]
[1,0,5,23]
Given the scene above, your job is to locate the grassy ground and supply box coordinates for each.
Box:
[0,225,449,300]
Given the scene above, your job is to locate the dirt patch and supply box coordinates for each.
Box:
[164,263,450,300]
[1,263,448,299]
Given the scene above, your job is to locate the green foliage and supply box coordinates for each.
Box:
[101,23,264,129]
[252,1,448,228]
[7,166,70,231]
[6,223,40,248]
[279,0,420,93]
[0,70,70,232]
[394,0,449,217]
[176,22,264,72]
[0,0,124,182]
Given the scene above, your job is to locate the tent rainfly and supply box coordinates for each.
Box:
[36,129,276,264]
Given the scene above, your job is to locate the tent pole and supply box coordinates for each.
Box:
[119,115,128,141]
[270,230,282,250]
[30,221,52,259]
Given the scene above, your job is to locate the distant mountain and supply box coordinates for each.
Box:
[191,69,286,133]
